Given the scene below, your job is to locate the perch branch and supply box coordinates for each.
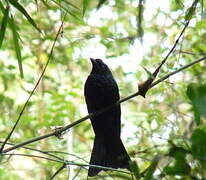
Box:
[2,56,206,153]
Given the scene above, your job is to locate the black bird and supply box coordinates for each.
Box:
[84,58,131,176]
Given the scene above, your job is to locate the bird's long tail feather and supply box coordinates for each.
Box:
[88,136,130,176]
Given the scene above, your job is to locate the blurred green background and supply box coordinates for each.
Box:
[0,0,206,179]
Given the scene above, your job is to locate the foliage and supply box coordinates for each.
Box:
[0,0,206,179]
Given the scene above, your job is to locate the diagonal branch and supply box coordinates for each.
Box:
[50,164,66,180]
[152,20,190,78]
[0,0,200,154]
[138,0,199,97]
[2,56,206,153]
[0,141,65,161]
[138,20,190,97]
[0,14,66,153]
[151,56,206,88]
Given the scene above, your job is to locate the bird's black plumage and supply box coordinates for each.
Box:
[84,58,131,176]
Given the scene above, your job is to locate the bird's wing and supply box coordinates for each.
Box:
[84,74,121,136]
[84,75,105,112]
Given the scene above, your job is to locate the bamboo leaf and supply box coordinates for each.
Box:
[141,65,153,78]
[129,161,140,179]
[0,1,4,12]
[185,0,199,21]
[0,6,9,48]
[97,0,107,10]
[8,0,41,33]
[52,0,82,22]
[200,0,204,19]
[83,0,90,16]
[191,129,206,162]
[10,15,24,78]
[137,0,144,42]
[144,156,159,180]
[63,0,79,10]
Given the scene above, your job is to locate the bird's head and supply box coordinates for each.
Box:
[90,58,112,75]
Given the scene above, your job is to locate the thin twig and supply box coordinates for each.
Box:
[2,114,91,153]
[137,0,198,97]
[2,153,65,163]
[72,167,82,180]
[151,56,206,88]
[0,141,64,161]
[2,56,206,153]
[0,15,66,152]
[45,151,89,163]
[50,164,66,180]
[153,20,189,77]
[0,140,89,163]
[138,20,190,97]
[2,153,132,175]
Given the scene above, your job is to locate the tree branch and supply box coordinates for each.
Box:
[151,56,206,88]
[138,20,190,97]
[0,141,64,161]
[2,153,132,175]
[0,0,200,154]
[2,56,206,153]
[50,164,66,180]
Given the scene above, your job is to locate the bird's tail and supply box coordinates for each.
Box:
[88,136,131,176]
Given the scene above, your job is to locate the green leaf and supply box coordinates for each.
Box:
[0,93,5,103]
[0,4,23,78]
[8,0,41,33]
[191,129,206,162]
[0,6,9,48]
[41,0,52,9]
[97,0,107,10]
[10,15,24,78]
[168,146,187,158]
[129,161,140,179]
[187,84,206,125]
[141,66,153,78]
[63,0,79,10]
[83,0,90,16]
[164,146,190,175]
[144,156,159,180]
[137,0,144,42]
[51,0,82,22]
[194,110,201,125]
[0,2,4,12]
[185,0,199,21]
[164,161,190,175]
[170,0,184,11]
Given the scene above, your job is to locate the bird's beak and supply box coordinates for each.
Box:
[90,58,95,65]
